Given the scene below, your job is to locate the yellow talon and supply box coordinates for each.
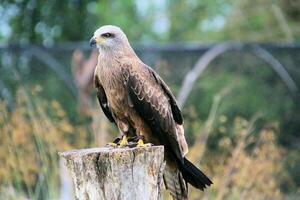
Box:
[119,135,128,147]
[106,142,118,148]
[137,139,151,148]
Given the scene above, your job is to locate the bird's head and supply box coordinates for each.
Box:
[89,25,130,52]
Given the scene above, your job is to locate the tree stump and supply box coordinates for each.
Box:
[59,146,165,200]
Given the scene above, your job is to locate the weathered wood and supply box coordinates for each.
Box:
[59,146,165,200]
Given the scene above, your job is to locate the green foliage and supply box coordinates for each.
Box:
[90,0,155,42]
[5,0,94,43]
[1,0,155,44]
[223,0,299,42]
[166,0,232,41]
[1,0,299,43]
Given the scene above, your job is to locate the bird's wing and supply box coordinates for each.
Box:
[94,75,115,123]
[124,63,183,162]
[146,66,188,156]
[146,66,183,125]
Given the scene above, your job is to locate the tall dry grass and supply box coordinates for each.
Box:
[0,85,293,199]
[176,119,287,200]
[0,86,90,199]
[201,119,286,200]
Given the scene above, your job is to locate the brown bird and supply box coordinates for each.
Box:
[90,25,212,200]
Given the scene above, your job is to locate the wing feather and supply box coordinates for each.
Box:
[126,64,183,162]
[146,66,183,125]
[94,75,115,123]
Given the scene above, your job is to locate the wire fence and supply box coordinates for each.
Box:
[0,42,299,108]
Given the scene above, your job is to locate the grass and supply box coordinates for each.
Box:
[0,85,296,200]
[0,86,89,199]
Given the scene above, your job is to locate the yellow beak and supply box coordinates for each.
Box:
[89,37,104,47]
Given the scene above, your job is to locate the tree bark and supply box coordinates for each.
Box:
[59,146,165,200]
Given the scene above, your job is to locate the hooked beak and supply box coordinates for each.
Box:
[89,37,96,47]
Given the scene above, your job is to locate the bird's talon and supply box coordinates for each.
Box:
[106,142,118,148]
[137,139,152,148]
[119,135,128,147]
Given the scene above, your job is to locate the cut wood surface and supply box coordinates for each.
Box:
[59,146,165,200]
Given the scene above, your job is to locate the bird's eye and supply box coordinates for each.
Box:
[101,33,114,38]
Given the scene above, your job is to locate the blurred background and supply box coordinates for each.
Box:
[0,0,300,199]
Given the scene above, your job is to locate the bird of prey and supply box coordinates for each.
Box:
[90,25,212,199]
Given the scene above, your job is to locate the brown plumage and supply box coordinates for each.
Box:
[90,25,212,200]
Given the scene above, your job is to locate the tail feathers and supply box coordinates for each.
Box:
[163,164,188,200]
[179,158,213,191]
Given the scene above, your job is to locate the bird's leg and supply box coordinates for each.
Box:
[106,129,124,148]
[106,133,128,148]
[105,120,129,148]
[119,134,128,147]
[117,121,130,147]
[137,135,152,148]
